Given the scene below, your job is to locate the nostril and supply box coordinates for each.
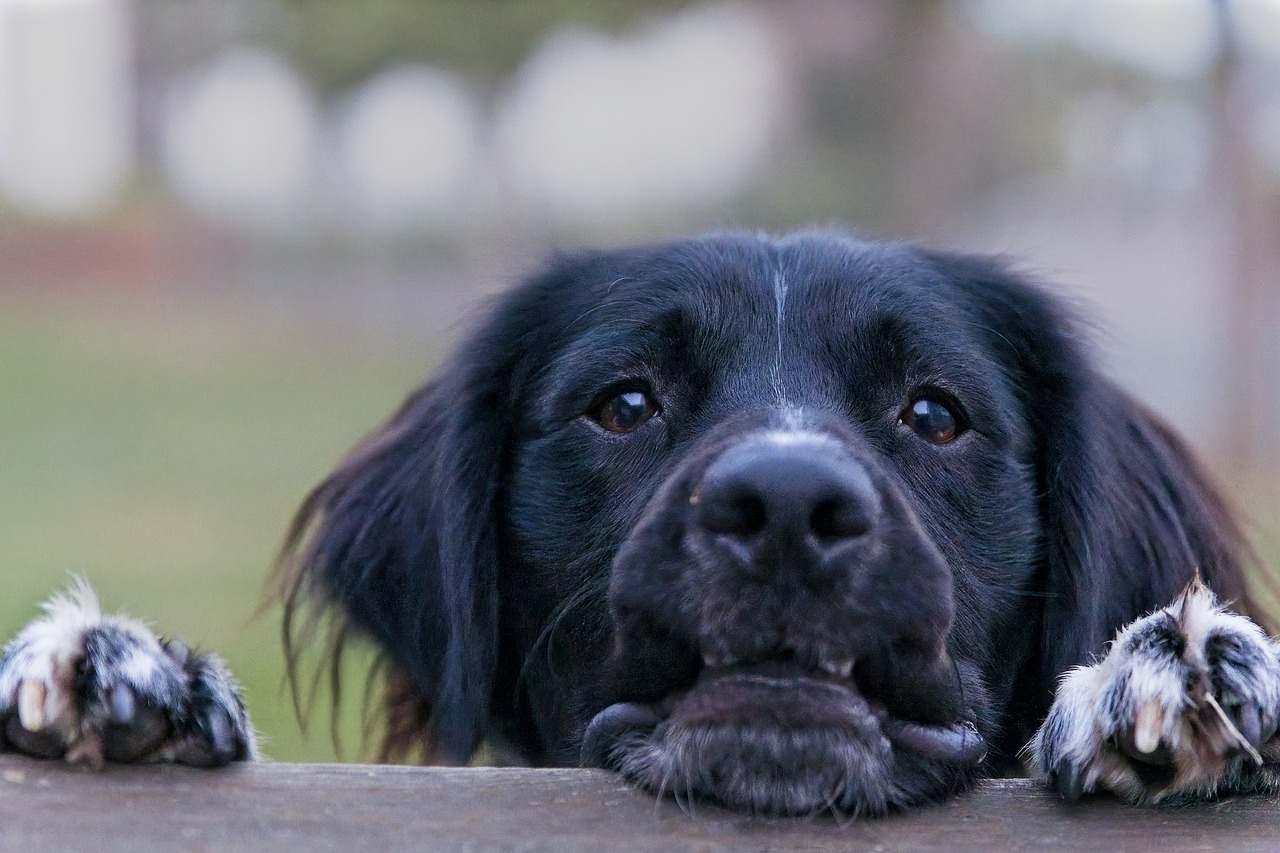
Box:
[699,490,767,538]
[810,497,872,543]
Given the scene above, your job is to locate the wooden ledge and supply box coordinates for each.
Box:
[0,755,1276,851]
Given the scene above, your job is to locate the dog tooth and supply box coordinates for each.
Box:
[819,656,854,679]
[1133,700,1164,754]
[17,680,46,731]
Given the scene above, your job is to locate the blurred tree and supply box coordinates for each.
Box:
[721,0,1015,236]
[883,0,1007,236]
[281,0,695,90]
[1211,0,1280,483]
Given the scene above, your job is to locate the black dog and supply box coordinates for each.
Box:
[3,232,1278,815]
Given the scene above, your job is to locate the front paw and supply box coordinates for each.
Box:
[0,580,256,767]
[1030,577,1280,801]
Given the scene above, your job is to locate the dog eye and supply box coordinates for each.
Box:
[899,397,962,445]
[592,390,660,434]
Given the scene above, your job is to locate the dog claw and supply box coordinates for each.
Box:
[108,684,136,724]
[209,707,234,757]
[1132,700,1163,754]
[1230,703,1262,749]
[17,681,46,731]
[1051,764,1086,801]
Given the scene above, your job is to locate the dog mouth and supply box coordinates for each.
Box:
[581,656,986,778]
[586,434,980,812]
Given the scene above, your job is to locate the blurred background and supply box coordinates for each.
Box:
[1,0,1278,762]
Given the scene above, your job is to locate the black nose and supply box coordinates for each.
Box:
[693,439,879,575]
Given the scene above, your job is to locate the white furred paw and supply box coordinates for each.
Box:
[1030,577,1280,802]
[0,580,256,767]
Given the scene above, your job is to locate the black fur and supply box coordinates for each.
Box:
[279,231,1256,814]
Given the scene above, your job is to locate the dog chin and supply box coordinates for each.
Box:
[582,662,985,816]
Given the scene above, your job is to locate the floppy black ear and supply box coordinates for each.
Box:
[278,365,503,763]
[1033,381,1252,680]
[277,286,543,764]
[928,251,1257,714]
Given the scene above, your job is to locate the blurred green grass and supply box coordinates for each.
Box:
[0,288,438,761]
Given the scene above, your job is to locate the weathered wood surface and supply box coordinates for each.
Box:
[0,756,1276,852]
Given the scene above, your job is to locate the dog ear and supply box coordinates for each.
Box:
[277,361,503,763]
[1032,380,1254,678]
[927,251,1259,713]
[275,269,565,764]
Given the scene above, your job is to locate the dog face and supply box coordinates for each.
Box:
[280,232,1249,815]
[501,236,1039,811]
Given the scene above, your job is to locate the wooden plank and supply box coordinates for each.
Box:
[0,755,1276,852]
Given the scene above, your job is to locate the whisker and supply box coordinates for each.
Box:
[516,573,611,699]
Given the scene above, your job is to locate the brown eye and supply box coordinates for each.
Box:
[592,390,659,434]
[899,397,962,445]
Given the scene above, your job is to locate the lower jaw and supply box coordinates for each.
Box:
[612,710,896,816]
[584,668,986,815]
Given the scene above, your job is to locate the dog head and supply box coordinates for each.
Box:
[278,232,1250,815]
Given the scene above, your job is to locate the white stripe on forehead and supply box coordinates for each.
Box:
[772,265,789,407]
